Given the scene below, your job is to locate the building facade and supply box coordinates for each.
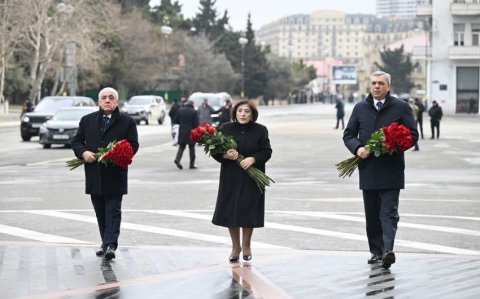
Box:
[256,10,426,96]
[417,0,480,114]
[377,0,417,18]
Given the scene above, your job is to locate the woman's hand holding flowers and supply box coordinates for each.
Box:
[239,157,255,170]
[223,149,238,160]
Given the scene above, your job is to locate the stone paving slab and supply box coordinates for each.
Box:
[1,242,479,299]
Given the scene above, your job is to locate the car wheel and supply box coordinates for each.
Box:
[21,133,31,141]
[136,120,140,125]
[158,117,163,125]
[43,144,51,149]
[145,119,149,125]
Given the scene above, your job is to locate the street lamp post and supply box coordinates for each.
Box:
[57,2,76,96]
[161,22,172,100]
[238,36,248,98]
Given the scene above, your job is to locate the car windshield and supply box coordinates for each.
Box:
[189,95,223,108]
[128,97,152,105]
[52,109,93,121]
[34,98,75,113]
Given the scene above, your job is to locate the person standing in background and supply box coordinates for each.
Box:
[215,99,233,127]
[198,98,215,124]
[168,99,181,145]
[173,100,199,169]
[414,98,425,139]
[335,98,345,129]
[71,87,139,260]
[409,99,420,151]
[428,100,443,139]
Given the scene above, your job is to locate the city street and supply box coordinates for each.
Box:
[0,103,480,298]
[1,103,479,253]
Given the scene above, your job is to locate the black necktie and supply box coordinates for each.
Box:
[376,102,383,111]
[101,116,109,131]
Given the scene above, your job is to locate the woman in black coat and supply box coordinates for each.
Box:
[211,100,272,262]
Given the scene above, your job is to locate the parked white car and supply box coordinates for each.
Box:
[121,95,167,125]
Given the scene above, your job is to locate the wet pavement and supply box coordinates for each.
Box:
[1,241,479,299]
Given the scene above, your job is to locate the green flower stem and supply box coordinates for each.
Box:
[235,154,275,193]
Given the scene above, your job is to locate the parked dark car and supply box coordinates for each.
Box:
[39,106,98,149]
[20,96,96,141]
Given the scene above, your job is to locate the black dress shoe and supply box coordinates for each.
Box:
[174,160,183,169]
[381,251,396,269]
[96,248,105,256]
[243,254,252,261]
[367,254,382,264]
[189,165,197,169]
[104,246,116,260]
[229,255,239,263]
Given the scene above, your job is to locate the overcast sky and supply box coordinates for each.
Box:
[150,0,376,31]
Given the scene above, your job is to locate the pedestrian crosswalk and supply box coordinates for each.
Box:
[0,209,479,256]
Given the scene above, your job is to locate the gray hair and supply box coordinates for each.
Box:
[371,71,391,86]
[98,87,119,100]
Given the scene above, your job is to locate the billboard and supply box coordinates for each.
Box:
[331,65,357,85]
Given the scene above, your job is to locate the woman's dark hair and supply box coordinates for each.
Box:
[232,100,258,122]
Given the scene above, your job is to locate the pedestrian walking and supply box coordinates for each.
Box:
[343,71,418,269]
[334,98,345,129]
[211,100,272,263]
[428,100,443,139]
[71,87,139,260]
[414,98,425,139]
[173,100,199,169]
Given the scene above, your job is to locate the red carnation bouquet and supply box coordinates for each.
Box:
[66,139,134,170]
[190,123,274,192]
[336,122,413,178]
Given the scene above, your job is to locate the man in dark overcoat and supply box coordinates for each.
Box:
[173,100,199,169]
[343,71,418,269]
[71,87,139,260]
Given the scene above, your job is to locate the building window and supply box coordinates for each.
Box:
[454,23,465,46]
[472,23,480,46]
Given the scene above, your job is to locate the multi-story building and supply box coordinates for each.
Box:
[256,10,426,95]
[416,0,480,114]
[377,0,417,18]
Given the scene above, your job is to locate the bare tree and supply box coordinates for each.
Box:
[0,0,24,106]
[178,35,237,94]
[10,0,121,102]
[117,9,165,95]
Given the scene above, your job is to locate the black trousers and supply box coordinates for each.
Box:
[430,119,440,139]
[175,143,195,167]
[362,189,400,255]
[335,116,344,129]
[91,194,123,250]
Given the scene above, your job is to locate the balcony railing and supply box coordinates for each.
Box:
[451,2,480,15]
[448,46,480,59]
[416,0,432,16]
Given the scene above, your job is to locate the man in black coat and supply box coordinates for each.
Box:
[343,71,418,269]
[173,100,199,169]
[428,100,443,139]
[72,87,139,260]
